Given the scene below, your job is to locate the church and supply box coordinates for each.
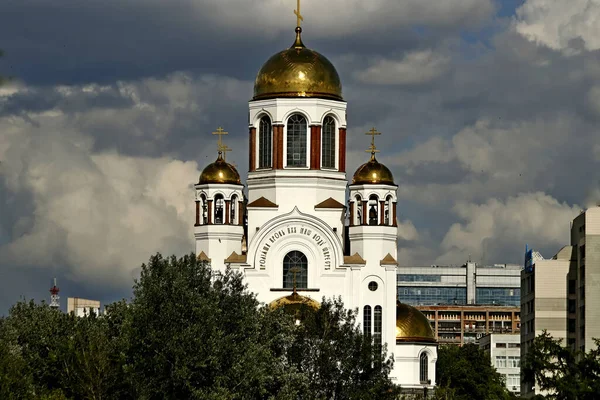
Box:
[193,6,437,391]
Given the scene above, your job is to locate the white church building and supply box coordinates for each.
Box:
[193,16,437,391]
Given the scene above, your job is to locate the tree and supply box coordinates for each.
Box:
[522,331,600,399]
[283,297,400,399]
[435,344,514,400]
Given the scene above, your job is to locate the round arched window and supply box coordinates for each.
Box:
[368,281,378,291]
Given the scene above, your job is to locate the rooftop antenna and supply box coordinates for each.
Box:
[49,278,60,309]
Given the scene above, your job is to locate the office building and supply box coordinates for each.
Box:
[418,305,520,346]
[67,297,101,317]
[397,262,522,307]
[480,334,521,396]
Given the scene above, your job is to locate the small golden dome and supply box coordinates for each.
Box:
[396,302,436,343]
[352,156,395,185]
[253,27,343,101]
[198,153,241,185]
[269,291,320,312]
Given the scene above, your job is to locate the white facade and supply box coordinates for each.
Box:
[67,297,101,317]
[193,26,437,390]
[480,334,521,395]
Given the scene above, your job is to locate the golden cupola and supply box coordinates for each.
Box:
[352,127,395,185]
[198,152,241,185]
[395,302,436,343]
[253,27,343,101]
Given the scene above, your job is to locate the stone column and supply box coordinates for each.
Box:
[339,128,347,172]
[195,201,200,226]
[225,200,231,225]
[393,202,398,227]
[362,201,367,225]
[349,201,354,227]
[273,124,284,169]
[207,200,213,225]
[310,125,322,169]
[249,127,256,172]
[380,201,385,225]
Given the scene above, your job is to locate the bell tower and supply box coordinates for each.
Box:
[245,15,348,252]
[194,127,245,272]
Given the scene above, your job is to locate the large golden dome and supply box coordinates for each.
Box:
[198,153,241,185]
[269,291,320,312]
[396,302,436,343]
[352,155,395,185]
[253,28,343,101]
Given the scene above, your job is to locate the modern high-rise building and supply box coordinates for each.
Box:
[520,206,600,397]
[397,262,522,307]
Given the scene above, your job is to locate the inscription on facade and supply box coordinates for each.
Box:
[258,224,332,269]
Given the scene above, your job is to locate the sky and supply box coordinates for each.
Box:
[1,0,600,312]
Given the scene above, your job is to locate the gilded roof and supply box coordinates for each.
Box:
[269,291,320,312]
[396,302,436,343]
[380,253,399,266]
[344,253,367,265]
[253,28,343,101]
[352,155,395,185]
[198,153,241,185]
[247,196,278,208]
[315,197,345,209]
[224,252,247,264]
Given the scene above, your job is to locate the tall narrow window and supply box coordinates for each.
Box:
[374,305,382,348]
[283,251,308,289]
[230,195,238,225]
[259,116,272,168]
[384,196,392,225]
[355,195,363,226]
[322,116,336,169]
[200,194,208,224]
[214,194,224,225]
[420,353,429,383]
[368,195,379,226]
[286,114,307,167]
[363,306,372,336]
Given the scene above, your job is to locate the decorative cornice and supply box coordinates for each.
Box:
[380,253,399,266]
[314,197,345,209]
[224,252,247,264]
[197,251,211,263]
[344,253,366,265]
[247,196,278,208]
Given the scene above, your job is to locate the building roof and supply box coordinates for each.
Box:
[197,251,211,262]
[380,253,399,266]
[396,302,436,343]
[224,252,247,264]
[344,253,366,265]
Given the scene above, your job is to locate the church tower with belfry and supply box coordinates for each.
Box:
[193,2,437,391]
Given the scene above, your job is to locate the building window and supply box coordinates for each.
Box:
[496,356,507,368]
[420,353,429,383]
[321,116,336,169]
[283,251,308,289]
[507,374,520,388]
[214,194,224,224]
[363,305,371,336]
[476,287,521,306]
[200,194,208,224]
[374,305,382,348]
[384,195,392,225]
[259,116,272,168]
[355,195,363,225]
[496,343,507,348]
[230,195,238,225]
[286,114,307,167]
[397,286,466,305]
[569,280,576,295]
[507,356,520,368]
[508,343,520,348]
[368,195,379,225]
[368,281,378,292]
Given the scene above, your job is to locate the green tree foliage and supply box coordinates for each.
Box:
[522,331,600,399]
[434,343,514,400]
[0,253,399,399]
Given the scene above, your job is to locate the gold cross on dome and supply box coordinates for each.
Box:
[212,126,229,154]
[294,0,304,27]
[220,144,232,161]
[289,266,301,293]
[365,127,381,157]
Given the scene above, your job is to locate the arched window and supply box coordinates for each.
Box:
[355,195,363,226]
[363,305,372,336]
[200,194,208,225]
[230,195,238,225]
[384,195,392,226]
[374,305,382,349]
[420,353,429,383]
[368,195,379,226]
[214,194,224,225]
[283,251,308,289]
[259,116,272,168]
[322,116,336,169]
[286,114,307,167]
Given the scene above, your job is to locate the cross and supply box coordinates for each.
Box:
[365,127,381,156]
[220,144,232,161]
[294,0,303,27]
[212,126,229,154]
[289,266,301,293]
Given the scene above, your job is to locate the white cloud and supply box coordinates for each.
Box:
[355,50,450,85]
[514,0,600,54]
[0,73,253,290]
[397,219,419,241]
[437,192,579,264]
